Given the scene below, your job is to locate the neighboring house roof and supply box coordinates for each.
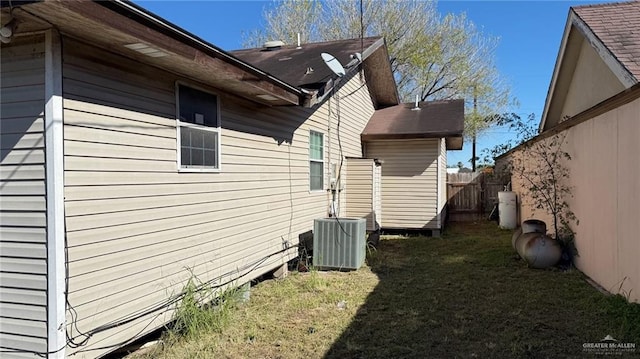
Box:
[539,0,640,131]
[232,37,399,108]
[574,1,640,80]
[361,99,464,150]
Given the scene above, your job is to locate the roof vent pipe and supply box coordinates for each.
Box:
[263,40,285,50]
[411,94,420,111]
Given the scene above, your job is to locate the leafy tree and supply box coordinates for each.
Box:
[242,0,322,48]
[481,112,537,165]
[488,114,578,266]
[243,0,511,140]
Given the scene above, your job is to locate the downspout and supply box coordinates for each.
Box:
[45,29,66,359]
[327,88,334,216]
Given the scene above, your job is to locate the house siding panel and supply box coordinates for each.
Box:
[0,35,49,357]
[61,39,374,357]
[345,158,377,230]
[438,138,447,227]
[365,139,439,229]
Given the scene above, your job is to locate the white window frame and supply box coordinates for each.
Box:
[175,81,222,172]
[309,130,324,192]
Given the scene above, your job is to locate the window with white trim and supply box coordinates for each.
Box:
[309,130,324,191]
[176,84,221,171]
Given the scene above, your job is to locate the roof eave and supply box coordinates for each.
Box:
[362,37,400,108]
[305,37,398,108]
[12,0,307,106]
[105,0,308,104]
[361,132,463,141]
[539,9,575,133]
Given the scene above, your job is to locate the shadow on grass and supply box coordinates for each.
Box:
[324,222,640,359]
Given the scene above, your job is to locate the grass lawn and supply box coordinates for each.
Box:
[132,221,640,358]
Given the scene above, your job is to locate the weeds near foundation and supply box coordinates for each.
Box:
[131,223,640,359]
[300,267,327,292]
[168,273,241,341]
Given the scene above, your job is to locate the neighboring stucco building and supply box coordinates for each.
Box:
[497,1,640,303]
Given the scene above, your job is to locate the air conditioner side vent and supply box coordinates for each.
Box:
[313,218,366,270]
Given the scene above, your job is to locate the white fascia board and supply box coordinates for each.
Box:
[571,11,637,88]
[539,11,575,133]
[436,138,442,228]
[45,29,66,359]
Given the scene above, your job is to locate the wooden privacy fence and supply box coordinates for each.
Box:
[446,172,506,221]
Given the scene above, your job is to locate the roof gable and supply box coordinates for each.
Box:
[232,37,399,108]
[574,1,640,80]
[539,1,639,131]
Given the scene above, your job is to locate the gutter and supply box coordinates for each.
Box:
[103,0,312,103]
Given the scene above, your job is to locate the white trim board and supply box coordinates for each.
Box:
[45,29,66,359]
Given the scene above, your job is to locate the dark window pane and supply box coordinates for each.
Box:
[179,126,218,169]
[204,131,217,149]
[181,127,191,146]
[310,161,323,190]
[204,149,217,166]
[178,85,219,127]
[191,148,204,166]
[181,145,190,165]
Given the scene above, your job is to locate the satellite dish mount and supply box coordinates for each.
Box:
[321,52,346,77]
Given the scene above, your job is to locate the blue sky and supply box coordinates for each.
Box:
[135,0,600,166]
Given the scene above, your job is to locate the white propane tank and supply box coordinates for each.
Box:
[498,191,517,229]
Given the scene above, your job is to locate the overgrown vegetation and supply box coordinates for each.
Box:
[168,275,241,341]
[130,222,640,358]
[487,114,579,266]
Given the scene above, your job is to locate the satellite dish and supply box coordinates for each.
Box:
[321,52,345,77]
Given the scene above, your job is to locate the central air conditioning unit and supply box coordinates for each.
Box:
[313,217,366,270]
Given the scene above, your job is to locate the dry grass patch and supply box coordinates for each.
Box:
[133,268,379,359]
[130,222,640,359]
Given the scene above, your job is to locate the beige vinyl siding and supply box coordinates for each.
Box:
[0,35,49,357]
[365,139,439,229]
[345,158,379,231]
[373,161,381,227]
[438,138,447,227]
[506,97,640,303]
[60,38,374,357]
[327,73,375,218]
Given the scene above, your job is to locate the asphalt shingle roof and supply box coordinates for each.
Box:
[231,37,381,90]
[361,99,464,140]
[573,1,640,80]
